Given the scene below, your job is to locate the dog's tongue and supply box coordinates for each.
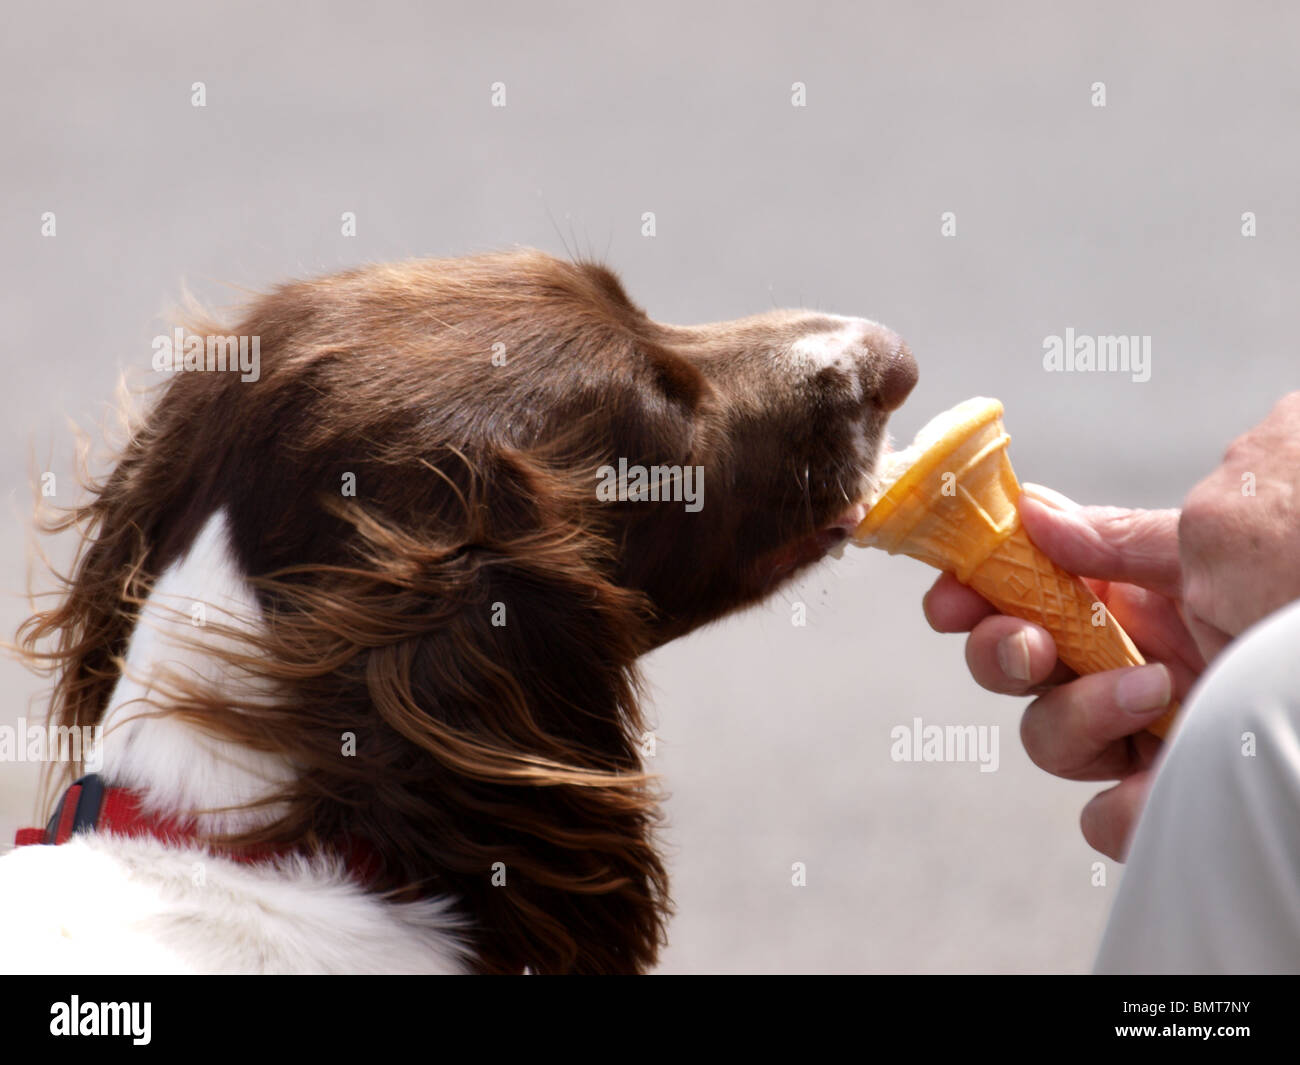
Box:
[828,501,869,533]
[760,501,871,579]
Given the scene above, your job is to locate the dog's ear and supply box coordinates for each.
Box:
[332,446,671,974]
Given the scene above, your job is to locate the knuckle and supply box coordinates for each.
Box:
[1018,701,1047,761]
[1079,798,1122,861]
[1181,569,1217,625]
[1274,390,1300,416]
[1099,505,1159,556]
[1222,431,1255,465]
[1179,480,1227,539]
[1019,692,1066,770]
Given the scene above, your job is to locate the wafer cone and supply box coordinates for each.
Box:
[855,397,1176,738]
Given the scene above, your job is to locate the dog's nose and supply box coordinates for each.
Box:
[873,341,918,411]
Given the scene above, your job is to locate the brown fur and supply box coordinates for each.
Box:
[16,249,907,973]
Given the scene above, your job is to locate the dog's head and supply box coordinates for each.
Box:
[200,250,914,638]
[29,249,915,973]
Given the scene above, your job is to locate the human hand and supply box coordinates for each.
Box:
[922,486,1209,859]
[1179,391,1300,661]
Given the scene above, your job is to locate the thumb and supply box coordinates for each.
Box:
[1018,483,1182,597]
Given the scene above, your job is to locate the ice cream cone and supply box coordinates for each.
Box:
[855,397,1176,738]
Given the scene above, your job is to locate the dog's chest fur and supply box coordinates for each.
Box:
[0,511,470,974]
[0,833,469,973]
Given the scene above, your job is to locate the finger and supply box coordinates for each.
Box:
[922,570,997,632]
[1101,582,1206,696]
[1018,486,1183,598]
[1080,769,1157,861]
[962,614,1062,694]
[1019,663,1173,780]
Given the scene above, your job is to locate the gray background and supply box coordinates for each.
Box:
[2,1,1296,972]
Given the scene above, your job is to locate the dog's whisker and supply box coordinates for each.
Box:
[8,247,915,975]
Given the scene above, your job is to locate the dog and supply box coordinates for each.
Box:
[0,249,916,973]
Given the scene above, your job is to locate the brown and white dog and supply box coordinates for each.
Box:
[0,249,916,974]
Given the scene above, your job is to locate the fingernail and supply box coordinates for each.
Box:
[997,631,1032,682]
[1115,664,1172,714]
[1021,483,1081,513]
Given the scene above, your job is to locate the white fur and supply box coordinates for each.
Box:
[787,316,879,379]
[98,511,293,835]
[0,834,470,974]
[0,509,472,974]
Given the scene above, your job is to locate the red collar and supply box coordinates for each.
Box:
[15,774,379,883]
